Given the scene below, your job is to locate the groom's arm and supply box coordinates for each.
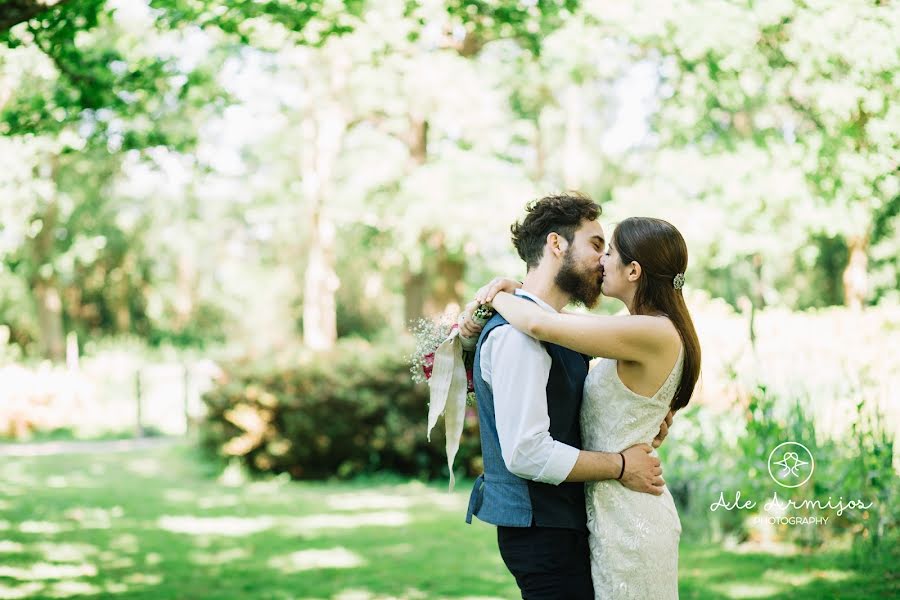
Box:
[486,325,580,484]
[565,446,665,495]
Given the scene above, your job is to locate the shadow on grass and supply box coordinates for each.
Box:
[1,444,896,599]
[679,544,899,600]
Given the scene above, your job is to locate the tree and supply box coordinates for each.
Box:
[604,1,899,309]
[0,0,75,33]
[0,1,222,359]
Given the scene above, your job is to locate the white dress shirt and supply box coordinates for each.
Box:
[480,289,581,485]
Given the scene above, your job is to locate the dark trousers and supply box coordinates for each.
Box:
[497,526,593,600]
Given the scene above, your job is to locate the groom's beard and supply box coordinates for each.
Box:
[555,249,603,308]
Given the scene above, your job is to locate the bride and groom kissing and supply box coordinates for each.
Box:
[457,193,701,599]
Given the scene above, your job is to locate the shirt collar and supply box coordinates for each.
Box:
[515,289,558,313]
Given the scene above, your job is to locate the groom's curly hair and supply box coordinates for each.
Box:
[511,193,602,270]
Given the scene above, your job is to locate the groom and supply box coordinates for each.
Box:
[461,194,671,599]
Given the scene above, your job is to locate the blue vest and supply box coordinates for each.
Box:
[465,302,590,530]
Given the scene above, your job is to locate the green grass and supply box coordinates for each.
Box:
[0,442,896,599]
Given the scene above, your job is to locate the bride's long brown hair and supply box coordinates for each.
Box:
[613,217,701,411]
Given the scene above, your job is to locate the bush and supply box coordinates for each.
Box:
[660,385,899,561]
[199,339,482,480]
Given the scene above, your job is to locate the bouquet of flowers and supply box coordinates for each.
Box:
[409,303,494,405]
[409,303,493,489]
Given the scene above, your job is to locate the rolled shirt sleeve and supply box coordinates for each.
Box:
[481,324,580,485]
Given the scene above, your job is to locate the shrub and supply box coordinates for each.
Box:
[199,339,482,480]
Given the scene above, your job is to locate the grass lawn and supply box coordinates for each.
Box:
[0,442,896,599]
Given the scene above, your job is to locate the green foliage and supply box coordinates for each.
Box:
[199,339,482,480]
[661,385,899,560]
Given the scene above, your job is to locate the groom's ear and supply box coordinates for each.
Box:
[547,232,568,258]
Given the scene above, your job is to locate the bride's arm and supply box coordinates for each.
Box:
[490,291,668,362]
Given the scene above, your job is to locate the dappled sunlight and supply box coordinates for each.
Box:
[122,572,163,586]
[126,457,165,477]
[18,521,70,535]
[45,580,102,597]
[268,547,365,573]
[244,477,292,498]
[63,506,124,529]
[763,568,854,585]
[189,547,252,566]
[279,511,411,533]
[158,515,274,536]
[108,533,140,553]
[197,494,240,509]
[397,481,469,511]
[712,582,784,598]
[1,462,38,489]
[331,589,420,600]
[0,582,43,599]
[327,492,414,511]
[0,520,10,530]
[163,488,198,503]
[0,540,24,553]
[379,543,413,556]
[329,591,505,600]
[45,472,96,488]
[324,486,467,513]
[725,540,801,556]
[97,552,135,569]
[0,561,97,580]
[156,510,412,538]
[34,542,99,562]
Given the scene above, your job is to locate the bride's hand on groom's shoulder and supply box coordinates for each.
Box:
[620,444,665,496]
[475,277,522,304]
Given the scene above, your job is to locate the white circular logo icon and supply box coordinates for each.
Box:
[767,442,815,488]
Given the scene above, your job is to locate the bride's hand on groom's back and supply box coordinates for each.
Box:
[620,444,665,496]
[651,410,675,449]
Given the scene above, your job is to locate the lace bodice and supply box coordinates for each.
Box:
[581,348,684,600]
[581,348,683,452]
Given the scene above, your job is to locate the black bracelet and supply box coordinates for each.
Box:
[616,452,625,480]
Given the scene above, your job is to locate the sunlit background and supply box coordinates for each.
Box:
[0,0,897,598]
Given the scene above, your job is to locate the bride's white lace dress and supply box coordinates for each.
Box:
[581,347,684,599]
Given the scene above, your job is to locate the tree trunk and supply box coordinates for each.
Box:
[27,172,66,361]
[33,279,65,361]
[843,235,869,310]
[0,0,72,33]
[402,116,430,323]
[407,116,428,167]
[533,112,546,183]
[424,236,466,317]
[562,83,583,190]
[403,263,428,326]
[173,253,195,331]
[300,109,344,350]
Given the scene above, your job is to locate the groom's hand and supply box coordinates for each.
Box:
[620,444,664,496]
[651,410,675,449]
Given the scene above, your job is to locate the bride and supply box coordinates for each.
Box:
[467,216,701,599]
